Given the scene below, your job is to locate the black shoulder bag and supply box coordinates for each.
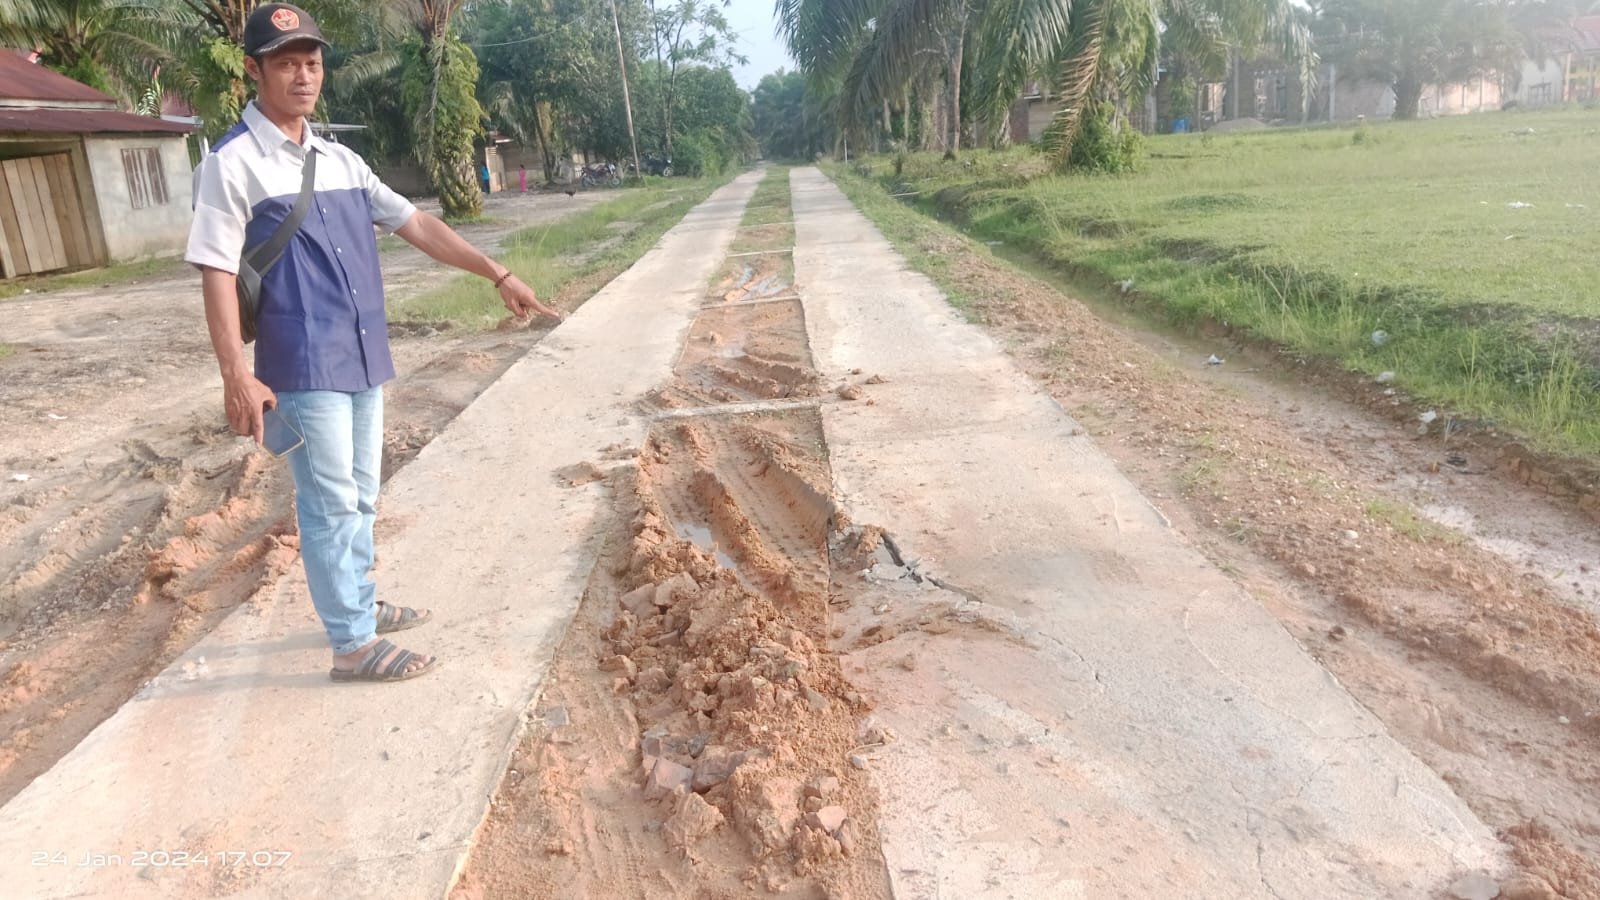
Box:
[236,149,317,344]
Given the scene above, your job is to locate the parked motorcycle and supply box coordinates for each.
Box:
[580,161,622,188]
[627,153,674,178]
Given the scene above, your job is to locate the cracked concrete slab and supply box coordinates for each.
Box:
[0,172,762,900]
[791,167,1507,899]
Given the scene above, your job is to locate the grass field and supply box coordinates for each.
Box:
[392,178,728,325]
[850,107,1600,457]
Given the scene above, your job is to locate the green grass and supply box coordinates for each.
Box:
[0,343,14,361]
[0,255,187,301]
[714,167,796,291]
[739,167,794,229]
[837,107,1600,459]
[1364,498,1462,544]
[728,166,794,255]
[392,179,728,326]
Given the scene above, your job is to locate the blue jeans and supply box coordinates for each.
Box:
[276,387,383,657]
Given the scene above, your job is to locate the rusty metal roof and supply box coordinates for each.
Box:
[1574,16,1600,54]
[0,50,116,104]
[0,107,195,135]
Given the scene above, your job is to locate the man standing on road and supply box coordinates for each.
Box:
[185,3,560,683]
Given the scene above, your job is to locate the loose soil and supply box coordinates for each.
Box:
[460,174,889,898]
[860,204,1600,898]
[0,191,608,806]
[456,412,893,899]
[650,300,821,409]
[709,252,797,305]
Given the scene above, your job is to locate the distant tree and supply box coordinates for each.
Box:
[1314,0,1520,120]
[669,64,755,170]
[471,0,613,182]
[778,0,1312,168]
[752,69,822,158]
[647,0,746,154]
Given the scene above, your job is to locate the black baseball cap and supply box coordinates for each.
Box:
[243,3,331,57]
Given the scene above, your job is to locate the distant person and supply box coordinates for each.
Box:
[480,162,490,193]
[185,3,561,684]
[518,163,526,194]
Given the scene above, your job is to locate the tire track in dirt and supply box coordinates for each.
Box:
[459,172,894,899]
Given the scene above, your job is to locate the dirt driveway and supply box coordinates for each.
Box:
[0,189,606,803]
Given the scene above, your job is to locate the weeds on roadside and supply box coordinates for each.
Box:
[1363,499,1462,544]
[393,181,721,326]
[1178,457,1220,495]
[826,111,1600,460]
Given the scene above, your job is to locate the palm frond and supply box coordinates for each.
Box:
[335,48,406,90]
[967,0,1078,133]
[1041,0,1108,164]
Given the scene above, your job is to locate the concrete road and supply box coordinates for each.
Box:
[791,166,1506,899]
[0,172,763,900]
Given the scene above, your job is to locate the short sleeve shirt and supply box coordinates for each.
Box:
[185,101,417,393]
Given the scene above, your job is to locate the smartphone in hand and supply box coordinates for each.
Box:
[262,405,304,457]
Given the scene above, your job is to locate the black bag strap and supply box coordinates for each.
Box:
[245,147,317,272]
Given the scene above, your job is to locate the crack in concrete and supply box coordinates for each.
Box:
[1254,835,1289,900]
[879,531,983,604]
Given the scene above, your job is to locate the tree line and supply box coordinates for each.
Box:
[1,0,758,217]
[761,0,1600,170]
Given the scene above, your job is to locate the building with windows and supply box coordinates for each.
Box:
[1512,16,1600,107]
[0,50,195,278]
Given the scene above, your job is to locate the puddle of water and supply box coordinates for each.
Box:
[1421,503,1600,609]
[676,521,738,568]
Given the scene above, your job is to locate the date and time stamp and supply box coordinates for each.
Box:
[31,849,293,870]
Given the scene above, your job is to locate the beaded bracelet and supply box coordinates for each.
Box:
[492,269,513,289]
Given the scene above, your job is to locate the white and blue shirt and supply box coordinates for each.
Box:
[185,101,417,392]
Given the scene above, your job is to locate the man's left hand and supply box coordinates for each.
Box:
[497,274,562,323]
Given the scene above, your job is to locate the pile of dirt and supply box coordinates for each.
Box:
[459,414,890,899]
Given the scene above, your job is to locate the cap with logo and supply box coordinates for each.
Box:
[243,3,331,57]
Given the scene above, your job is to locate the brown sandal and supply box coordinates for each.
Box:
[329,638,437,683]
[375,601,432,635]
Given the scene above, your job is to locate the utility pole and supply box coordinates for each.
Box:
[609,0,643,178]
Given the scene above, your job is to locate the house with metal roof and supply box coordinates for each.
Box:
[0,50,196,278]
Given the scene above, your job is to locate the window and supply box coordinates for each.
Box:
[121,147,168,209]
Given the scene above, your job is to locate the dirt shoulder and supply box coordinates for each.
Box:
[0,190,608,805]
[828,170,1600,899]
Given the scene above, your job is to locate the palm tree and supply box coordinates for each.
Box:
[336,0,485,218]
[400,0,485,218]
[0,0,176,103]
[777,0,1314,167]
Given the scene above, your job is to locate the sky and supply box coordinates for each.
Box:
[722,0,795,89]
